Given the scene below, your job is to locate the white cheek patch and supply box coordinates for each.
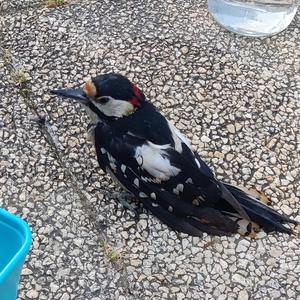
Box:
[135,142,181,181]
[94,97,134,118]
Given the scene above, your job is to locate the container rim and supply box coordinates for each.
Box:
[0,208,32,284]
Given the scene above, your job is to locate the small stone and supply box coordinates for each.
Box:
[238,290,249,300]
[201,135,210,143]
[50,283,59,293]
[26,289,39,299]
[266,258,276,266]
[176,292,185,300]
[235,122,243,131]
[195,93,204,101]
[226,153,234,161]
[159,286,169,293]
[232,274,247,286]
[137,219,147,230]
[236,240,250,253]
[270,248,283,258]
[213,83,222,90]
[171,286,180,293]
[281,205,293,215]
[180,46,189,54]
[174,75,182,81]
[22,268,33,275]
[60,293,70,300]
[19,192,27,201]
[121,231,129,239]
[123,221,135,229]
[227,124,235,133]
[131,259,142,267]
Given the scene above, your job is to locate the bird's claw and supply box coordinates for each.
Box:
[117,192,141,220]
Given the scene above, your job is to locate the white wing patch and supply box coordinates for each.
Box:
[167,120,192,152]
[121,164,126,173]
[139,192,147,198]
[173,183,184,195]
[134,142,181,181]
[186,177,193,184]
[150,192,156,200]
[133,178,139,187]
[107,153,117,171]
[141,176,162,184]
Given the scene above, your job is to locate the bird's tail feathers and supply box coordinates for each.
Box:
[220,183,297,235]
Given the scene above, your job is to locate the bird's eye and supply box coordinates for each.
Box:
[96,97,110,104]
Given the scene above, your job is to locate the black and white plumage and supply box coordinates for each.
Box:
[51,73,297,237]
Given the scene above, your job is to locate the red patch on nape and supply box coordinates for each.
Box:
[129,83,143,107]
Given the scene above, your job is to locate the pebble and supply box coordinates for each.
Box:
[22,268,33,275]
[180,46,189,54]
[236,240,250,253]
[227,124,236,133]
[270,248,283,258]
[238,290,249,300]
[60,293,70,300]
[26,290,39,299]
[137,219,148,230]
[232,274,247,286]
[131,259,142,267]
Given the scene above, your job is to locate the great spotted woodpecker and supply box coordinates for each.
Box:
[51,73,297,237]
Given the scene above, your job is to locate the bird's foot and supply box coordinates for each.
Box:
[115,192,141,220]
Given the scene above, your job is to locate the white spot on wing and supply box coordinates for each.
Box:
[107,153,115,163]
[136,155,143,166]
[177,184,184,192]
[195,158,201,168]
[100,147,106,154]
[173,183,184,195]
[133,178,139,187]
[139,192,147,198]
[150,192,156,200]
[152,202,159,207]
[109,162,117,171]
[107,153,117,171]
[141,176,161,184]
[134,142,181,181]
[186,178,193,184]
[121,164,126,173]
[168,206,173,212]
[106,167,129,192]
[192,199,200,206]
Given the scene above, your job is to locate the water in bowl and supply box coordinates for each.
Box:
[208,0,299,37]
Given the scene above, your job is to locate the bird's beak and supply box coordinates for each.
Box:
[50,88,89,104]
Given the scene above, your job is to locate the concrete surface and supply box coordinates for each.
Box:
[1,0,299,299]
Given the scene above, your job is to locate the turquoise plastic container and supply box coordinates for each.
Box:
[0,209,32,300]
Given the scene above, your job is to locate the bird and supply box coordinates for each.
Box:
[51,73,297,237]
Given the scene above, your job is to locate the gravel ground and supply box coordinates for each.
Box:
[1,0,300,299]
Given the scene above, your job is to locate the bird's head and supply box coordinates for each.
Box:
[51,73,145,120]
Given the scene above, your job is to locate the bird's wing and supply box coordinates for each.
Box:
[93,122,246,235]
